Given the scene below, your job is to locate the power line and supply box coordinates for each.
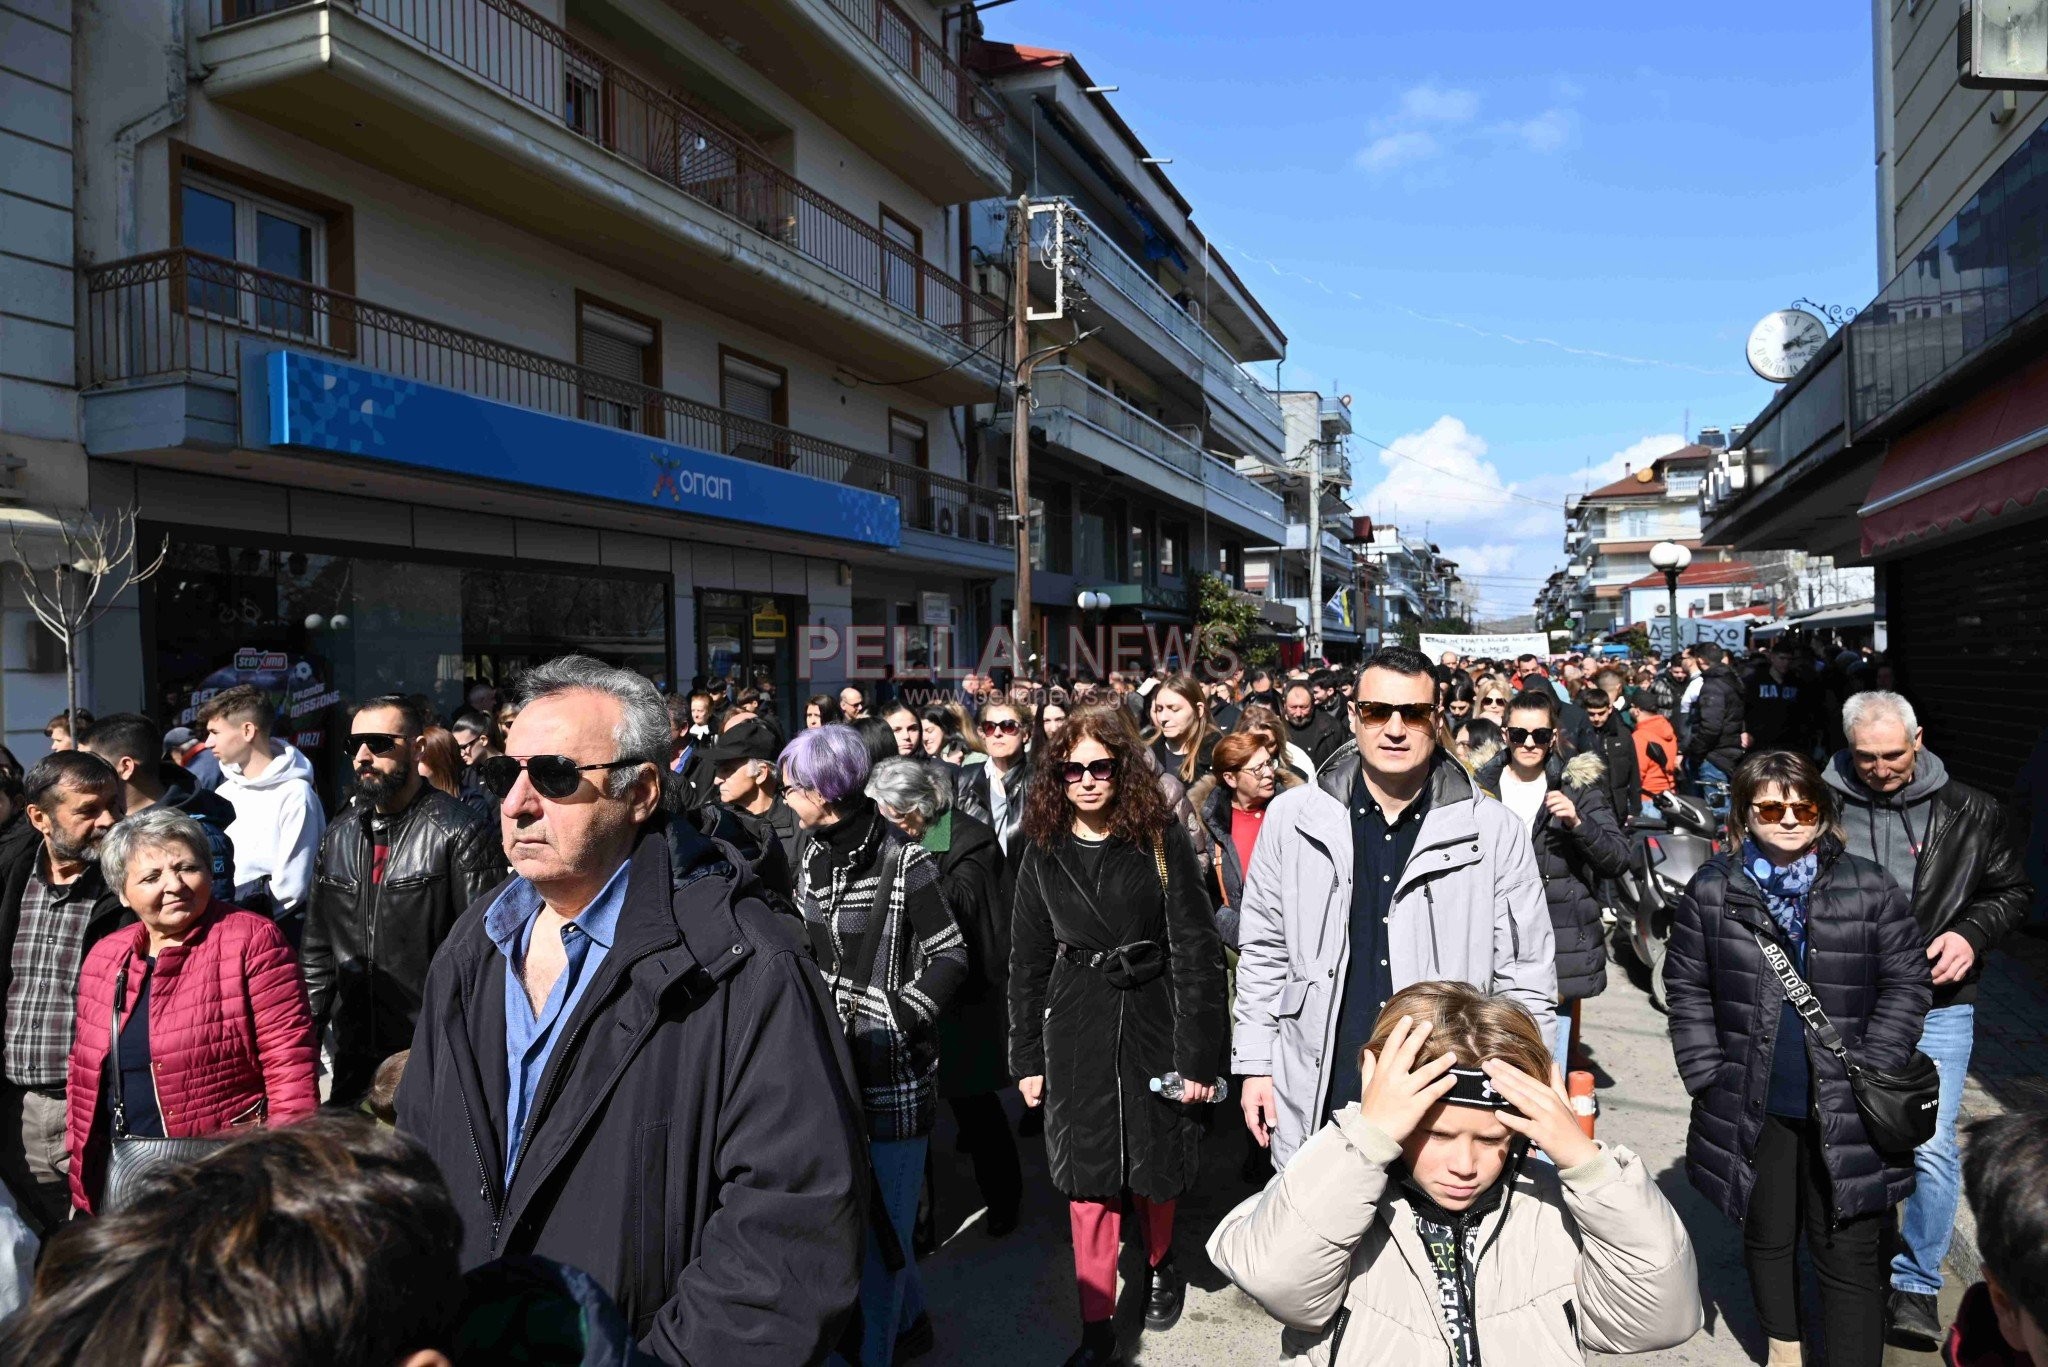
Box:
[1347,426,1568,510]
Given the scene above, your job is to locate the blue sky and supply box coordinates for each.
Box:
[983,2,1880,614]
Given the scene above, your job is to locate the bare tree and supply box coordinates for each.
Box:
[6,509,168,742]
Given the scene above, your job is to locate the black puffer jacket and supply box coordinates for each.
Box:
[1009,821,1227,1203]
[1683,663,1746,775]
[1476,752,1631,1001]
[1664,838,1932,1225]
[307,786,504,1100]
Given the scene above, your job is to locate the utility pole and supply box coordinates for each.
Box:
[1304,437,1323,665]
[1010,194,1034,679]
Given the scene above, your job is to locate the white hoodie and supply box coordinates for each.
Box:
[218,741,327,913]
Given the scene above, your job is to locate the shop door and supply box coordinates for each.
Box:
[697,590,800,733]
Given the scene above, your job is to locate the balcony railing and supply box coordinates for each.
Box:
[1028,366,1285,523]
[210,0,1004,353]
[85,250,1011,545]
[819,0,1005,160]
[1033,200,1282,432]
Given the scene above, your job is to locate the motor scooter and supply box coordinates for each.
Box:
[1611,743,1720,1011]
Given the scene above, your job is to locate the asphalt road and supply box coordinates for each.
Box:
[916,952,1963,1365]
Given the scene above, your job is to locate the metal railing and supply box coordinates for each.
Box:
[210,0,1004,353]
[1032,200,1283,434]
[819,0,1005,159]
[84,250,1012,545]
[1028,366,1285,524]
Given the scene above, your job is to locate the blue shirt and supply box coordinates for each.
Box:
[485,859,631,1177]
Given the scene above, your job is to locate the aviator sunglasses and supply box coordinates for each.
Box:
[476,753,647,800]
[1061,758,1116,785]
[1752,800,1822,826]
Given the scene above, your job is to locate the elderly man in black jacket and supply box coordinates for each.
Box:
[1822,689,2035,1350]
[307,694,503,1104]
[397,656,865,1364]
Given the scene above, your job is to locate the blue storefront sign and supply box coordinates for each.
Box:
[251,350,900,547]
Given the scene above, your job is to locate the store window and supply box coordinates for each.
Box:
[150,535,670,806]
[697,590,801,732]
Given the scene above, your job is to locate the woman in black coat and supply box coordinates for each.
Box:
[1010,703,1227,1367]
[869,756,1021,1238]
[1665,749,1931,1367]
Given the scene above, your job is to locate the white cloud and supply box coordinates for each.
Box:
[1503,108,1572,153]
[1351,422,1690,614]
[1355,130,1440,172]
[1398,84,1480,124]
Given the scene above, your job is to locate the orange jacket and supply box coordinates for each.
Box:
[1633,714,1681,797]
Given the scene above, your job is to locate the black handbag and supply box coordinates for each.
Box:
[101,971,234,1213]
[1751,931,1940,1155]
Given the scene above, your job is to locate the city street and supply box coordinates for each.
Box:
[917,939,2036,1365]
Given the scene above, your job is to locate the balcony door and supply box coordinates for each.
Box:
[179,176,326,343]
[719,348,791,467]
[880,208,922,317]
[577,296,660,433]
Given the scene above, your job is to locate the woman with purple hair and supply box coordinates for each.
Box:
[781,724,968,1365]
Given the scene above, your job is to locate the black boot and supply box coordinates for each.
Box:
[1886,1288,1943,1351]
[1145,1251,1186,1332]
[1060,1319,1119,1366]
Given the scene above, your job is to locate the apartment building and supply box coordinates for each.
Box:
[1243,389,1362,659]
[967,41,1293,671]
[6,0,1045,772]
[1361,524,1469,642]
[1703,1,2048,792]
[1557,440,1732,635]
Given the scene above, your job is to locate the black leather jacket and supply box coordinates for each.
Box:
[307,786,503,1098]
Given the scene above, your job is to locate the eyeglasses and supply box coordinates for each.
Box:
[983,718,1025,736]
[1061,758,1116,785]
[1503,727,1556,748]
[1231,760,1277,778]
[348,733,406,756]
[1752,800,1822,826]
[1350,700,1437,728]
[475,754,648,800]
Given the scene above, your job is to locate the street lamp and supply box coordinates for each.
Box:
[1649,540,1692,653]
[1076,590,1111,612]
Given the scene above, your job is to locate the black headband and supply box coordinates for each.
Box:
[1442,1067,1520,1113]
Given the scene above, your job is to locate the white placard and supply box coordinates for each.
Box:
[919,591,952,628]
[1645,617,1749,651]
[1418,632,1553,661]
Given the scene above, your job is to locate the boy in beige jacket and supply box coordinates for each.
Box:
[1209,983,1700,1366]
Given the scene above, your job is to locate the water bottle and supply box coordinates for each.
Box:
[1150,1072,1228,1103]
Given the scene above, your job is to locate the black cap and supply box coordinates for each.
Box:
[705,719,779,766]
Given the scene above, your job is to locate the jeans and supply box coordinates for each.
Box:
[1891,1003,1973,1296]
[848,1136,928,1366]
[1696,760,1732,820]
[1552,1002,1575,1071]
[1744,1114,1889,1367]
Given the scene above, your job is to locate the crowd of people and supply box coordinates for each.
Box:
[0,637,2035,1367]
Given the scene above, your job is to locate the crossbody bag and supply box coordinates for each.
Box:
[101,966,237,1212]
[1751,930,1940,1155]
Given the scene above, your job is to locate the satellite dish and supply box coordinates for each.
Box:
[1745,309,1828,384]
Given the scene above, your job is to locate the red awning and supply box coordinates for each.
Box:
[1860,350,2048,556]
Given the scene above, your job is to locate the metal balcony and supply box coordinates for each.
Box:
[82,249,1011,547]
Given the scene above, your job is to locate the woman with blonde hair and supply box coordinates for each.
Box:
[1474,678,1513,726]
[1209,981,1699,1366]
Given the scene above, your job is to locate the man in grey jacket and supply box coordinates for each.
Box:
[1235,645,1555,1167]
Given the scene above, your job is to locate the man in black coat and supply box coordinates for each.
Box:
[307,695,504,1103]
[397,657,864,1364]
[1683,641,1746,814]
[1823,690,2035,1348]
[1744,643,1821,755]
[1281,683,1343,774]
[1577,687,1642,827]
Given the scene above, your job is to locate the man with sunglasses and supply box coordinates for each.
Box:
[1234,645,1555,1169]
[397,656,865,1364]
[305,694,502,1104]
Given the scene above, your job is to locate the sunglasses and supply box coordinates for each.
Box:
[983,718,1025,736]
[1061,758,1116,785]
[475,754,647,800]
[1351,700,1437,727]
[348,732,407,756]
[1752,800,1822,826]
[1503,727,1556,748]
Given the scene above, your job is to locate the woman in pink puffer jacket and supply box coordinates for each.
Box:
[67,808,317,1214]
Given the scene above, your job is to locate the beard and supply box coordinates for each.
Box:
[48,828,102,863]
[353,765,409,804]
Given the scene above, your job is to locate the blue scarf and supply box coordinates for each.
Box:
[1743,839,1818,963]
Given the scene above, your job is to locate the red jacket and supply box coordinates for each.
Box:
[1633,713,1681,797]
[67,901,318,1212]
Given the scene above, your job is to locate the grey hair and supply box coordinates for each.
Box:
[514,655,671,796]
[867,756,951,824]
[1842,689,1918,742]
[100,807,212,895]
